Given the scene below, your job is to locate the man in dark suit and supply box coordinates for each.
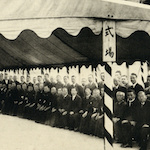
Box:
[55,75,63,90]
[79,87,94,134]
[90,88,104,137]
[43,73,51,87]
[113,91,127,143]
[129,73,144,96]
[13,75,19,85]
[3,72,10,85]
[135,91,150,150]
[121,89,138,148]
[58,87,71,128]
[20,75,25,85]
[86,74,97,92]
[68,87,82,130]
[63,76,71,95]
[26,75,33,86]
[70,75,84,99]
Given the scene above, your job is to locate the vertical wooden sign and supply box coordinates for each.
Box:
[103,21,116,62]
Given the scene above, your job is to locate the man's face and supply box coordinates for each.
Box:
[116,93,124,102]
[39,83,44,90]
[85,88,91,96]
[113,78,119,86]
[9,75,13,81]
[50,77,55,83]
[22,84,27,90]
[34,85,39,92]
[130,75,137,84]
[71,88,77,96]
[5,73,8,80]
[13,75,17,81]
[88,75,93,83]
[127,92,136,101]
[56,75,61,82]
[26,76,31,83]
[81,78,87,86]
[20,76,25,83]
[51,87,56,94]
[44,74,49,81]
[63,76,68,84]
[33,77,36,83]
[44,86,50,93]
[62,88,68,96]
[138,92,147,103]
[71,77,76,84]
[17,85,21,90]
[121,76,128,85]
[28,86,33,92]
[57,88,62,95]
[38,76,42,83]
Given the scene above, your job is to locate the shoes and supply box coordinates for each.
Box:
[120,143,132,148]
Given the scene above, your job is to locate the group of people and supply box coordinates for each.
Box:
[0,72,104,138]
[113,71,150,150]
[1,69,150,150]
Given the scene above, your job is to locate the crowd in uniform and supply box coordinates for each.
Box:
[113,71,150,150]
[1,69,150,150]
[0,72,104,138]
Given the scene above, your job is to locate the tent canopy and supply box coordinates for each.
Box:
[0,0,150,69]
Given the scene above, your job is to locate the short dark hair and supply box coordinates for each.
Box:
[115,70,121,75]
[131,73,137,78]
[127,88,136,95]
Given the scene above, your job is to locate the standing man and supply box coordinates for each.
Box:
[86,74,97,92]
[70,75,84,99]
[129,73,144,96]
[63,75,71,94]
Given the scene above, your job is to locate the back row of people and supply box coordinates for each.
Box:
[0,74,104,138]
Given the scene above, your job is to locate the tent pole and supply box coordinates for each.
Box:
[103,20,116,150]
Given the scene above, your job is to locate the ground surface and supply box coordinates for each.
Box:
[0,114,138,150]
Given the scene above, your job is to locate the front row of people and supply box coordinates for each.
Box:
[0,83,104,138]
[113,89,150,150]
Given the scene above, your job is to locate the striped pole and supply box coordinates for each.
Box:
[103,20,115,150]
[141,62,145,85]
[104,62,113,150]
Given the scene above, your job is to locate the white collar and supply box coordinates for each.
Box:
[132,82,137,88]
[128,98,135,103]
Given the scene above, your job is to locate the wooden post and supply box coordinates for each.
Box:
[103,20,116,150]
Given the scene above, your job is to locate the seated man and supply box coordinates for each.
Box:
[135,91,150,150]
[113,91,127,143]
[121,89,138,148]
[89,88,103,137]
[68,87,82,130]
[79,88,94,134]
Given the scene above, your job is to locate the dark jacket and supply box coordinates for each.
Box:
[69,94,82,113]
[135,101,150,127]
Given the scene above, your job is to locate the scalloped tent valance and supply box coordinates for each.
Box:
[0,0,150,39]
[1,19,150,39]
[0,0,150,69]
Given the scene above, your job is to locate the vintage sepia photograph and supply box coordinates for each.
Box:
[0,0,150,150]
